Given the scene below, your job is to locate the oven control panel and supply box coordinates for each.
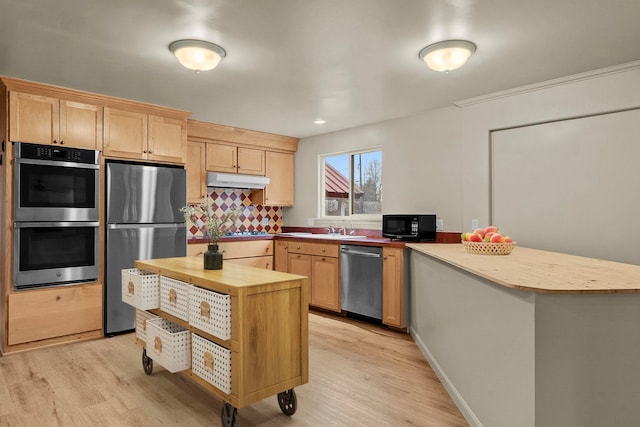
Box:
[15,142,99,164]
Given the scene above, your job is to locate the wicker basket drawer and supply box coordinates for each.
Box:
[145,318,191,373]
[188,286,231,340]
[192,333,232,394]
[160,276,191,321]
[121,268,160,310]
[135,309,159,342]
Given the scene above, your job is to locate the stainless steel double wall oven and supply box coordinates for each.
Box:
[13,142,100,290]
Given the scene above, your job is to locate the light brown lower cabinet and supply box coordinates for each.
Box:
[274,238,407,328]
[286,240,340,312]
[7,283,103,345]
[382,247,405,328]
[187,239,273,269]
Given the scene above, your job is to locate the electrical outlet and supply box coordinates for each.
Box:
[436,219,443,231]
[307,218,314,226]
[471,219,479,230]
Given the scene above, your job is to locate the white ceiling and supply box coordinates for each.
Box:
[1,0,639,138]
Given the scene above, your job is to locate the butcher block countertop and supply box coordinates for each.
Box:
[407,243,640,294]
[135,256,307,296]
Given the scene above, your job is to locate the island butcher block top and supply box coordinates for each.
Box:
[135,256,307,296]
[408,243,640,294]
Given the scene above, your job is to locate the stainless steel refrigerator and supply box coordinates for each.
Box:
[105,161,187,335]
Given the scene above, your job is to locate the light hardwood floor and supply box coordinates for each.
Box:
[0,312,468,426]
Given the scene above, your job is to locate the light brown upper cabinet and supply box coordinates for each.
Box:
[104,107,186,164]
[251,151,294,206]
[9,91,102,150]
[205,142,265,175]
[186,140,207,203]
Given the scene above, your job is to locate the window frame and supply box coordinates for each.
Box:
[317,147,383,224]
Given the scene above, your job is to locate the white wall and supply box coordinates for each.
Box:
[286,63,640,234]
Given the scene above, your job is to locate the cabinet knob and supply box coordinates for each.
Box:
[148,150,153,154]
[59,140,65,145]
[383,256,387,260]
[321,249,326,252]
[52,140,58,144]
[143,150,147,153]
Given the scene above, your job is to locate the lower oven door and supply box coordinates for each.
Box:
[13,221,99,290]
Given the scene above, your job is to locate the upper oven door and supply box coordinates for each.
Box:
[14,158,100,222]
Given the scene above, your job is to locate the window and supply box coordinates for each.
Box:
[321,149,382,217]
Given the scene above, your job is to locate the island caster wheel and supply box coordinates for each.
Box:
[277,388,297,416]
[220,402,238,427]
[142,349,153,375]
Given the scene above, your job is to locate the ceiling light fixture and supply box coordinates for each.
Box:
[418,40,476,73]
[169,39,226,72]
[314,119,326,124]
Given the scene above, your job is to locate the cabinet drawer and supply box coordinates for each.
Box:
[8,284,102,345]
[192,333,232,394]
[188,286,231,340]
[217,240,273,259]
[287,240,339,258]
[226,255,273,270]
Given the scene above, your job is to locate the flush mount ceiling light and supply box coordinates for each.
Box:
[169,39,226,72]
[418,40,476,73]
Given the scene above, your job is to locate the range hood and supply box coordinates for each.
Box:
[206,172,270,189]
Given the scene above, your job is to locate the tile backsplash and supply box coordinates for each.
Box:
[186,188,282,238]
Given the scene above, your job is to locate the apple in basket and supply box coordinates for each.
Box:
[468,232,483,242]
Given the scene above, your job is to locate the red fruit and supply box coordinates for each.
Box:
[483,232,496,242]
[504,236,513,243]
[473,228,486,238]
[469,233,483,242]
[490,233,505,243]
[484,225,498,234]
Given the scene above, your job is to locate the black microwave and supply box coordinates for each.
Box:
[382,214,436,241]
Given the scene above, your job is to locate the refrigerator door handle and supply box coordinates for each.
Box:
[107,223,186,230]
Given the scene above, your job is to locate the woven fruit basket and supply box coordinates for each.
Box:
[462,240,516,255]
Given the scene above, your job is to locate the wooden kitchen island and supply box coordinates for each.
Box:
[133,257,309,426]
[407,244,640,427]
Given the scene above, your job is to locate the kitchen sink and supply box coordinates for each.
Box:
[279,232,365,240]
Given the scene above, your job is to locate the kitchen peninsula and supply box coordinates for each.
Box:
[408,244,640,427]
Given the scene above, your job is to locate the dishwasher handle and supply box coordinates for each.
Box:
[341,248,382,258]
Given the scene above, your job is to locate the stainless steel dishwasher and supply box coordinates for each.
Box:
[340,245,383,320]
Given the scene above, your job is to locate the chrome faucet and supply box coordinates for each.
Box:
[326,226,335,235]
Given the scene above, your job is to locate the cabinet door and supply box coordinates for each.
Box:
[187,141,207,203]
[148,115,186,164]
[103,107,148,159]
[59,100,102,150]
[311,256,340,312]
[264,151,294,206]
[274,240,289,272]
[206,142,237,173]
[289,253,312,306]
[237,147,265,176]
[9,92,59,144]
[382,247,404,327]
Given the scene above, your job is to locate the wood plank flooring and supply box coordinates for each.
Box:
[0,312,468,426]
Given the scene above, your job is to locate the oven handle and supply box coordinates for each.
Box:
[14,221,99,228]
[14,157,100,169]
[107,223,186,229]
